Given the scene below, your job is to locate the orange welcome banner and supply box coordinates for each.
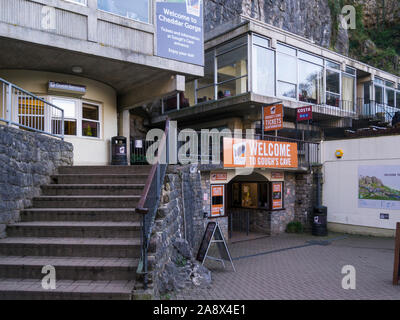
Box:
[223,138,298,168]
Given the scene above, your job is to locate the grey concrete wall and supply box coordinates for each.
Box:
[0,125,73,238]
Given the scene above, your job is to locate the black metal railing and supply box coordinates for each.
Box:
[136,119,170,290]
[356,98,399,123]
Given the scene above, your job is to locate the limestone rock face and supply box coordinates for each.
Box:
[205,0,333,48]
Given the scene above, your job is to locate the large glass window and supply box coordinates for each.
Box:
[197,51,215,103]
[386,89,395,107]
[252,40,275,96]
[396,92,400,109]
[298,60,324,104]
[52,98,77,136]
[98,0,150,23]
[217,45,248,98]
[277,52,297,100]
[342,74,355,111]
[326,69,340,107]
[375,85,384,104]
[82,103,100,138]
[277,82,296,99]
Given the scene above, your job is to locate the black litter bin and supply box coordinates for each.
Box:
[111,136,128,165]
[312,206,328,236]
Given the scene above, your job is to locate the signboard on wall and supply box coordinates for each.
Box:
[271,182,283,210]
[264,104,283,131]
[211,185,225,217]
[223,137,298,169]
[156,0,204,66]
[296,106,313,122]
[211,172,228,182]
[358,165,400,210]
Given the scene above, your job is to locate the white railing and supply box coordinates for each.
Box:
[0,77,64,140]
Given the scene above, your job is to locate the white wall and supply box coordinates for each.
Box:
[321,136,400,231]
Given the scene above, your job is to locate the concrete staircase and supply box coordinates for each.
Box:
[0,165,151,300]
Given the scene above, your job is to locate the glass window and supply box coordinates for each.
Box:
[375,85,383,104]
[277,81,296,99]
[217,44,248,98]
[252,45,275,96]
[298,51,323,66]
[65,0,87,5]
[52,98,77,136]
[197,51,215,102]
[326,61,340,70]
[342,75,355,111]
[345,66,356,75]
[253,35,270,48]
[277,44,296,56]
[216,36,247,54]
[326,92,340,107]
[298,60,324,104]
[326,70,340,94]
[82,103,100,138]
[396,92,400,108]
[386,89,395,107]
[241,183,258,208]
[385,81,395,88]
[98,0,149,23]
[277,53,297,84]
[374,77,384,85]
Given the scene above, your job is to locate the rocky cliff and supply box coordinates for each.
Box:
[204,0,400,75]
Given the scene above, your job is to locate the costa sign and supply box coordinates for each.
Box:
[296,105,313,121]
[223,138,298,168]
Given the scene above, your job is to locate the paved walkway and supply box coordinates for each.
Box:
[174,233,400,300]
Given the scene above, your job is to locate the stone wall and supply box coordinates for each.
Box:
[149,165,208,297]
[0,125,73,238]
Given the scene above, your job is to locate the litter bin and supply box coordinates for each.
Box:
[111,136,128,165]
[312,206,328,236]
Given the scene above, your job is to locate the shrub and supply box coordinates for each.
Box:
[286,221,304,234]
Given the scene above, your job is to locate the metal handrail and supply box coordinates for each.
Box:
[136,118,170,290]
[0,77,64,140]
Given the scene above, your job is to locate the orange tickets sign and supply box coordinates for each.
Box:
[264,104,284,131]
[223,138,298,169]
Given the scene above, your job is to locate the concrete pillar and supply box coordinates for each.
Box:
[118,109,131,165]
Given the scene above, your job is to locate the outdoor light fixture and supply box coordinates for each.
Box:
[72,66,83,74]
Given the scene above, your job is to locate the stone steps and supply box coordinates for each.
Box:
[20,208,141,222]
[0,279,135,300]
[0,165,150,299]
[0,237,141,258]
[41,184,145,196]
[52,174,148,185]
[0,256,138,281]
[6,221,141,238]
[32,195,141,208]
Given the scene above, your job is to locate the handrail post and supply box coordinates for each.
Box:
[61,109,65,141]
[6,83,12,125]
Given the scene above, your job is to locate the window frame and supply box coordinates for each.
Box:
[63,0,87,6]
[97,0,152,25]
[49,96,102,139]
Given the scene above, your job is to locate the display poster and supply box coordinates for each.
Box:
[264,104,283,131]
[272,182,283,210]
[211,185,224,217]
[358,165,400,210]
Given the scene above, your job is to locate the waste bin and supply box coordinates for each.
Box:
[111,136,128,165]
[312,206,328,236]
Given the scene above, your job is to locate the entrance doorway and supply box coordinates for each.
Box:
[227,173,272,242]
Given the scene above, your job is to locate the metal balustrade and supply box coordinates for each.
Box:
[0,78,64,140]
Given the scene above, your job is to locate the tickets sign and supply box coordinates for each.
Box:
[264,104,283,131]
[223,138,298,169]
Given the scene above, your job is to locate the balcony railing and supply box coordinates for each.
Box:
[0,78,64,140]
[356,98,399,123]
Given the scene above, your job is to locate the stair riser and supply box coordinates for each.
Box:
[32,199,139,208]
[7,227,141,239]
[55,176,148,184]
[58,166,151,175]
[20,211,141,222]
[0,265,137,281]
[41,187,144,196]
[0,291,131,300]
[0,244,141,258]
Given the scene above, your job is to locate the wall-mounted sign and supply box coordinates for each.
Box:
[271,172,284,180]
[296,106,313,122]
[48,81,86,95]
[223,138,298,169]
[156,0,204,66]
[211,185,224,217]
[358,165,400,211]
[271,182,283,210]
[264,104,283,131]
[211,172,227,182]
